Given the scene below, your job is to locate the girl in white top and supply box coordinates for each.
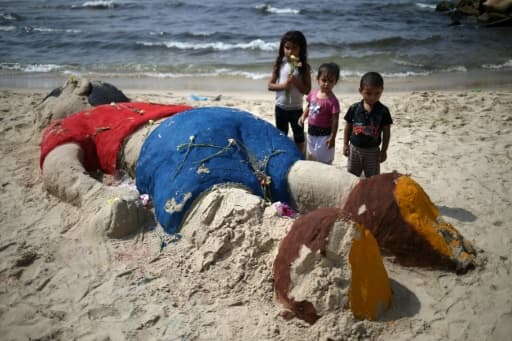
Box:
[268,31,311,154]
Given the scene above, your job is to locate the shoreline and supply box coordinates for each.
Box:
[1,69,512,97]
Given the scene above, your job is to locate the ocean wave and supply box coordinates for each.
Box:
[0,63,63,72]
[392,59,425,68]
[309,37,435,55]
[300,4,408,17]
[215,68,269,80]
[149,31,166,36]
[72,1,116,9]
[382,71,432,78]
[339,69,431,79]
[149,31,234,40]
[137,39,277,51]
[59,69,270,80]
[347,35,442,49]
[184,31,218,38]
[71,1,141,10]
[0,26,16,32]
[29,26,82,34]
[256,4,300,15]
[482,60,512,70]
[1,12,22,22]
[139,70,268,80]
[0,61,483,80]
[369,2,431,11]
[441,66,468,73]
[58,68,459,80]
[416,3,436,10]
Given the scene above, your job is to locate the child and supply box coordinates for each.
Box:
[298,63,341,164]
[268,30,311,153]
[343,71,392,177]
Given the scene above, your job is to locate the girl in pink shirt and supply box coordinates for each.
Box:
[299,63,340,164]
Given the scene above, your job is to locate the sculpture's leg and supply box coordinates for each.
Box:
[286,160,359,212]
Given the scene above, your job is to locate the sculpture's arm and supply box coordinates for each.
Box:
[41,142,153,238]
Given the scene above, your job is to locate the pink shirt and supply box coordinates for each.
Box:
[306,89,340,129]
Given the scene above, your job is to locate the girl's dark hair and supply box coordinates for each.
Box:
[317,63,340,82]
[360,72,384,89]
[272,30,309,82]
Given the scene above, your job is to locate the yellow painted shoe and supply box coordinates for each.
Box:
[341,172,477,273]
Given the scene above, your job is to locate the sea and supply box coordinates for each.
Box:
[1,0,511,89]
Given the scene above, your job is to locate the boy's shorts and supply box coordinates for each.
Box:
[348,144,380,177]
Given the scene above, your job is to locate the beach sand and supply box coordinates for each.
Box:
[1,77,512,340]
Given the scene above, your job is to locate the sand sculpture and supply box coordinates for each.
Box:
[36,78,478,324]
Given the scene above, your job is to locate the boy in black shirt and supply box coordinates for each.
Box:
[343,72,392,177]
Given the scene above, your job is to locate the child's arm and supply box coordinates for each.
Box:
[290,65,311,95]
[380,125,391,162]
[298,103,309,127]
[268,71,282,92]
[326,113,339,149]
[268,67,291,92]
[343,121,352,157]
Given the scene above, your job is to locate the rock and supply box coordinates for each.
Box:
[483,0,512,12]
[436,1,456,11]
[478,11,508,22]
[437,0,512,26]
[456,0,482,16]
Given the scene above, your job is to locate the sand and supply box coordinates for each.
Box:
[1,81,512,340]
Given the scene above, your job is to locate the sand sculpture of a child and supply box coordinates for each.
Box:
[35,78,478,323]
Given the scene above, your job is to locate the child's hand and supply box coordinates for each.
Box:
[343,144,349,157]
[380,150,387,162]
[298,115,306,127]
[285,74,295,89]
[326,136,335,149]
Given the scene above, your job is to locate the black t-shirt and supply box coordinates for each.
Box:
[344,100,393,148]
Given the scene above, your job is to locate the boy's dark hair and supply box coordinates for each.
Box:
[317,62,340,82]
[360,72,384,89]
